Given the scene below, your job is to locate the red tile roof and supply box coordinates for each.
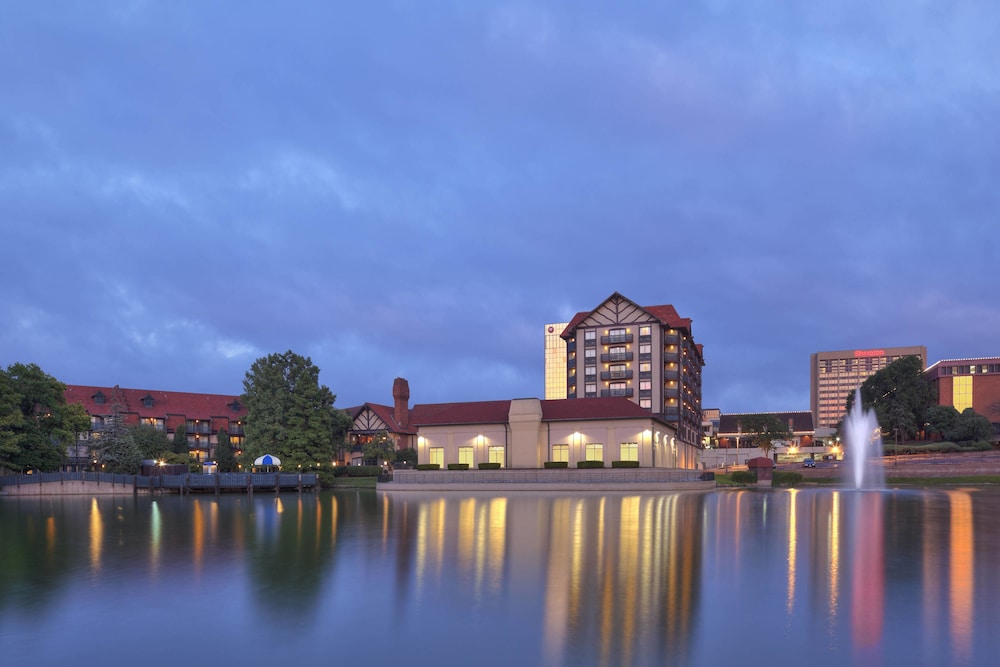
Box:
[541,397,660,422]
[65,385,247,420]
[410,400,513,426]
[347,402,417,434]
[561,292,693,338]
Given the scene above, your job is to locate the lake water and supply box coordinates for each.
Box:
[3,486,1000,667]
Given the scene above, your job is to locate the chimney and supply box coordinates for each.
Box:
[393,377,410,429]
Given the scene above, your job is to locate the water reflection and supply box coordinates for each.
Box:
[3,488,1000,667]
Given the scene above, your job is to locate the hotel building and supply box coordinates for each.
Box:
[557,292,705,449]
[64,385,247,467]
[924,357,1000,439]
[810,345,927,429]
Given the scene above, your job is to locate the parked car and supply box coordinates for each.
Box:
[803,458,816,468]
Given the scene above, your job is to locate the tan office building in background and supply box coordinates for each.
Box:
[810,345,927,429]
[544,322,569,400]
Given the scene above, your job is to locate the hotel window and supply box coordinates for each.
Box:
[953,376,973,412]
[489,445,505,466]
[429,447,444,467]
[585,365,596,377]
[640,380,651,391]
[585,348,596,359]
[552,444,569,462]
[619,442,638,462]
[639,344,651,355]
[610,363,627,378]
[458,446,474,466]
[585,443,603,461]
[640,362,651,373]
[585,383,597,397]
[640,398,651,409]
[584,330,596,344]
[610,382,626,396]
[639,326,650,336]
[609,327,627,343]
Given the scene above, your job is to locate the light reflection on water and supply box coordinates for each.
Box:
[2,487,1000,666]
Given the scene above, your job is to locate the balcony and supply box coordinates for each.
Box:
[601,388,634,398]
[600,370,633,381]
[600,334,633,345]
[601,352,633,363]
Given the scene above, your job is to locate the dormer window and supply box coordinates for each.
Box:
[142,394,154,408]
[93,392,105,405]
[229,400,241,412]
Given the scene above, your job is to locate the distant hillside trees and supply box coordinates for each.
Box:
[241,350,353,470]
[0,363,91,473]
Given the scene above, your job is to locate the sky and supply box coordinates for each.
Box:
[2,1,998,414]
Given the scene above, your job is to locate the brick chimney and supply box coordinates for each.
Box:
[393,377,410,429]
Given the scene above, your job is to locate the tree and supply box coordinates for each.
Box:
[851,356,936,441]
[924,405,960,440]
[0,363,91,472]
[97,393,142,474]
[950,409,993,443]
[215,427,238,472]
[740,414,793,458]
[171,421,189,454]
[130,424,172,460]
[362,431,397,466]
[241,351,345,470]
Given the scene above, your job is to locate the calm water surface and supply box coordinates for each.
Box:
[3,487,999,667]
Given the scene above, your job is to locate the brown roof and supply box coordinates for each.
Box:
[65,385,247,420]
[346,402,417,434]
[410,400,513,426]
[540,397,664,423]
[561,291,693,338]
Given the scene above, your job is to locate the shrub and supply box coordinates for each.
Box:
[478,462,501,470]
[611,460,639,468]
[415,463,440,471]
[544,461,569,469]
[447,463,469,471]
[730,471,757,484]
[772,471,803,487]
[577,460,605,469]
[963,440,994,451]
[342,465,383,477]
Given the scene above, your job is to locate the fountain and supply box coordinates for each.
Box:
[843,389,885,489]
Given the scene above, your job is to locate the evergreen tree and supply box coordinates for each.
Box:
[98,393,142,474]
[130,424,172,460]
[215,427,237,472]
[171,421,189,454]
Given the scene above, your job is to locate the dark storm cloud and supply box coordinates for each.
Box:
[1,1,998,411]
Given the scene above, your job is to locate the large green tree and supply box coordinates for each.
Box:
[849,356,936,441]
[0,363,91,472]
[362,431,397,466]
[739,413,793,457]
[241,351,351,470]
[130,424,172,460]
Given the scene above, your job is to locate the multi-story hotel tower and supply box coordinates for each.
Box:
[557,292,705,448]
[810,345,927,429]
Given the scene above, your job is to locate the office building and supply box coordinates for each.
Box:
[544,322,570,399]
[925,357,1000,439]
[559,292,704,449]
[810,346,927,429]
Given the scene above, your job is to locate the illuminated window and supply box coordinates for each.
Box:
[639,326,650,336]
[584,365,596,377]
[619,442,638,461]
[585,383,596,396]
[640,362,651,373]
[429,447,444,467]
[609,382,626,396]
[552,444,569,462]
[584,330,596,341]
[585,348,596,359]
[585,443,603,461]
[953,376,973,412]
[640,398,652,409]
[489,446,505,466]
[640,380,651,391]
[458,446,473,466]
[639,343,651,355]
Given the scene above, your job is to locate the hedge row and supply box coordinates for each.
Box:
[730,471,757,484]
[772,471,803,487]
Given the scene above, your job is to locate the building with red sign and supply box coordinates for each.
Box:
[810,345,927,429]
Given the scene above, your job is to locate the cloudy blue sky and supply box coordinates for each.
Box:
[2,1,998,413]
